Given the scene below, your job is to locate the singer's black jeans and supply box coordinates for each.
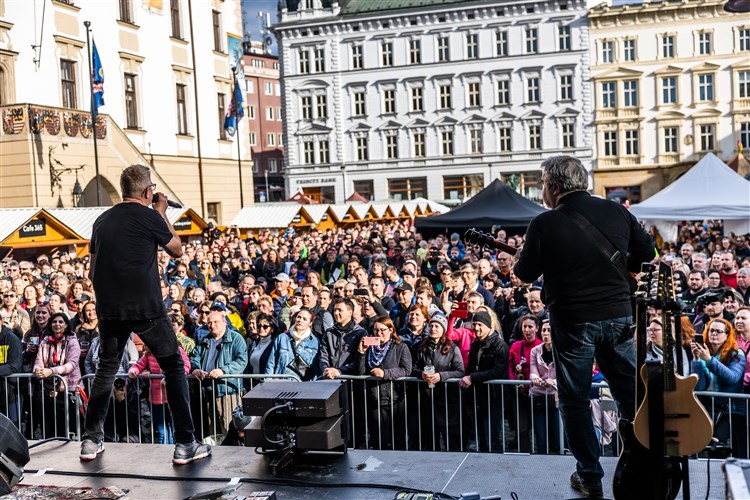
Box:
[83,315,196,444]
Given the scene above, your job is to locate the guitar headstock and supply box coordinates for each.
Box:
[463,228,518,256]
[634,263,656,299]
[655,261,680,309]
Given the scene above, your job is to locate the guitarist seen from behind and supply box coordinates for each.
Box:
[514,155,656,498]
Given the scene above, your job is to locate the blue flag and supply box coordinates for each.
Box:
[92,40,105,110]
[223,71,244,137]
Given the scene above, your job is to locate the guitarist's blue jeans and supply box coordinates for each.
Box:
[552,316,635,486]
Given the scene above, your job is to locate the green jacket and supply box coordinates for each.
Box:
[189,328,248,396]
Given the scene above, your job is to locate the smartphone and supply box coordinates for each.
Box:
[363,336,380,347]
[353,289,369,296]
[693,335,704,345]
[454,301,468,319]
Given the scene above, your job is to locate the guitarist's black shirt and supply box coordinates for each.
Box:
[514,191,655,326]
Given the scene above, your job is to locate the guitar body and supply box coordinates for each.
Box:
[633,365,713,456]
[613,419,682,500]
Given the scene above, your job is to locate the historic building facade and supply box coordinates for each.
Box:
[589,0,750,203]
[0,0,252,224]
[275,0,596,204]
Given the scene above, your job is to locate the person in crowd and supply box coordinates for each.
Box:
[735,268,750,305]
[165,282,184,309]
[255,248,283,282]
[508,289,548,344]
[507,314,543,452]
[319,298,366,379]
[706,270,725,294]
[0,323,23,426]
[169,312,196,357]
[390,283,415,332]
[300,285,334,339]
[75,300,99,367]
[270,273,292,317]
[457,263,495,309]
[245,313,277,377]
[357,316,412,450]
[529,319,559,454]
[370,276,396,312]
[411,314,464,451]
[398,304,429,352]
[84,332,137,376]
[21,285,40,313]
[320,247,346,285]
[231,276,256,318]
[691,318,747,457]
[265,308,320,381]
[459,310,508,452]
[1,288,30,339]
[209,296,246,337]
[195,260,215,289]
[190,311,248,439]
[694,292,729,335]
[720,253,739,289]
[32,312,81,438]
[645,317,690,376]
[682,270,707,315]
[214,262,238,290]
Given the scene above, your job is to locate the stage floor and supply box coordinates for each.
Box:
[16,441,725,499]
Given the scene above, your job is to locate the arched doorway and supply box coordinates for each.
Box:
[82,176,121,207]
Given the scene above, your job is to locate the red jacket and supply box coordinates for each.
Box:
[508,338,542,380]
[130,347,190,405]
[446,313,476,369]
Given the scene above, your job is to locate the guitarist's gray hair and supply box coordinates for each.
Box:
[541,156,589,193]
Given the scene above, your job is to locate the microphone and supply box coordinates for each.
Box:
[152,193,183,209]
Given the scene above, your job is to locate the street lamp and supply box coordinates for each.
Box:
[72,178,84,207]
[724,0,750,12]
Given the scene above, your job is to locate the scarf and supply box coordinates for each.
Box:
[45,335,67,366]
[290,327,312,346]
[368,340,392,368]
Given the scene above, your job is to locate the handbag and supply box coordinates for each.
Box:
[287,341,313,381]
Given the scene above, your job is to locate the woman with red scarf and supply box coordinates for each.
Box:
[33,312,82,438]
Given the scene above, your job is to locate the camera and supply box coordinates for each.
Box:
[113,378,127,390]
[696,292,722,308]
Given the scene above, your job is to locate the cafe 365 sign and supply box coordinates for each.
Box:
[19,219,47,238]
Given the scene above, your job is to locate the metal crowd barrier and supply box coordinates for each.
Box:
[1,374,747,458]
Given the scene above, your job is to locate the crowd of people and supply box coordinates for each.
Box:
[0,217,748,455]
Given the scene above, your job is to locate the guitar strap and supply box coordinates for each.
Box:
[556,204,637,293]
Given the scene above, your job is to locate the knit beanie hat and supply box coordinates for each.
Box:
[429,314,448,332]
[472,310,493,330]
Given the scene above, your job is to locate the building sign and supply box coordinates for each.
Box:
[291,214,301,224]
[173,216,192,231]
[321,213,328,221]
[297,177,336,185]
[19,219,46,238]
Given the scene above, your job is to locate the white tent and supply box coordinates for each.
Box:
[629,153,750,238]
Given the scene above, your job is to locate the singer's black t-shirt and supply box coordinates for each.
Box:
[90,203,173,321]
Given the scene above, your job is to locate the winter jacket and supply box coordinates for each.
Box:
[357,341,412,407]
[529,343,558,404]
[309,304,334,339]
[33,334,81,392]
[0,326,22,396]
[446,313,476,369]
[319,320,366,375]
[264,331,320,381]
[692,350,746,415]
[411,338,464,382]
[190,328,248,397]
[0,305,30,339]
[130,347,191,405]
[467,331,509,384]
[508,338,542,381]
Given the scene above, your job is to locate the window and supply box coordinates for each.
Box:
[525,27,538,54]
[353,180,374,201]
[661,76,677,104]
[381,41,393,67]
[500,171,543,202]
[558,25,571,51]
[170,0,181,38]
[266,107,274,120]
[624,129,639,156]
[319,140,330,163]
[264,133,273,146]
[739,70,750,99]
[356,137,369,161]
[299,50,310,74]
[248,105,255,119]
[119,0,133,23]
[277,107,282,120]
[601,41,613,63]
[467,82,481,107]
[559,74,573,101]
[497,79,510,105]
[698,32,712,55]
[265,81,272,95]
[498,124,511,152]
[496,30,508,56]
[249,132,256,146]
[353,91,366,116]
[176,83,188,135]
[351,45,363,70]
[316,95,328,118]
[526,77,540,103]
[469,128,483,154]
[409,39,421,64]
[663,126,678,153]
[699,124,715,151]
[411,87,423,112]
[441,130,454,155]
[278,134,283,147]
[413,132,425,157]
[623,39,636,62]
[314,48,325,72]
[698,74,714,102]
[383,88,396,114]
[466,33,478,59]
[386,134,398,159]
[740,122,750,149]
[206,203,220,224]
[623,80,638,107]
[603,130,617,156]
[269,159,278,173]
[443,174,484,200]
[303,141,314,164]
[562,122,575,148]
[528,124,541,150]
[60,59,77,109]
[662,35,675,58]
[438,84,452,110]
[301,96,312,120]
[740,29,750,51]
[438,35,450,62]
[601,81,616,108]
[212,10,222,52]
[252,162,258,174]
[247,80,254,94]
[124,73,138,129]
[388,177,426,200]
[217,93,226,140]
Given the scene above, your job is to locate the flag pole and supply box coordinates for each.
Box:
[237,117,244,207]
[84,21,101,206]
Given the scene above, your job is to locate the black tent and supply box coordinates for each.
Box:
[415,179,547,237]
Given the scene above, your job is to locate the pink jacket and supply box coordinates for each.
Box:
[446,314,476,369]
[33,335,81,392]
[130,347,191,405]
[529,343,558,405]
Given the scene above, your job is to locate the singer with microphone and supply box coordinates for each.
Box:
[80,164,211,465]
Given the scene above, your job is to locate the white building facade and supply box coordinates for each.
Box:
[275,0,598,204]
[589,0,750,202]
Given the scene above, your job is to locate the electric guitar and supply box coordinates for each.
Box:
[463,228,517,256]
[632,262,713,456]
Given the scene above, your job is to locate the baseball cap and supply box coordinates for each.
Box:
[73,293,92,303]
[209,301,227,312]
[394,283,413,293]
[275,273,290,282]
